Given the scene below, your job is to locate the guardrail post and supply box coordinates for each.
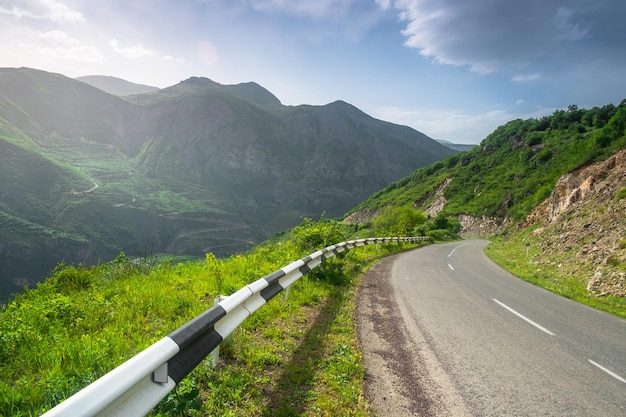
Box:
[211,295,225,368]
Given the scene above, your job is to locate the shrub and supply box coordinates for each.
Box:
[536,148,553,163]
[525,132,543,146]
[372,206,427,236]
[291,217,347,252]
[48,264,98,293]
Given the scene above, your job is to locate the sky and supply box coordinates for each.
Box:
[1,0,625,144]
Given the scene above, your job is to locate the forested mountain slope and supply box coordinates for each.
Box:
[348,102,626,222]
[0,67,453,296]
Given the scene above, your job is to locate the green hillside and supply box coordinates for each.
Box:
[349,102,626,221]
[0,67,454,293]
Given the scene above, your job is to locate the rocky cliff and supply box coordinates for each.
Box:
[525,149,626,296]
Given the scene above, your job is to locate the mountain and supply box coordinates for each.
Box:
[435,139,477,152]
[0,67,455,297]
[346,102,626,297]
[75,75,159,96]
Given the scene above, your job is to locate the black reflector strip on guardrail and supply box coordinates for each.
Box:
[167,329,223,384]
[263,270,286,285]
[169,305,227,348]
[260,281,284,301]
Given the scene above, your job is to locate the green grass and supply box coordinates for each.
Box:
[0,219,428,416]
[485,235,626,319]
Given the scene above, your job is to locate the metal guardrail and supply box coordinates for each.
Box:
[41,236,427,417]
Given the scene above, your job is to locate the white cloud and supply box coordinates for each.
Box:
[394,0,505,73]
[516,99,524,105]
[0,0,83,22]
[375,0,391,10]
[109,39,155,59]
[553,7,589,41]
[512,73,542,83]
[163,55,185,63]
[387,0,622,75]
[372,105,512,143]
[372,105,556,144]
[37,30,103,62]
[247,0,356,18]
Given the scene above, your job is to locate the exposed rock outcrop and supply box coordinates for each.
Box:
[525,149,626,297]
[548,150,626,222]
[343,207,379,225]
[458,214,503,237]
[421,177,453,217]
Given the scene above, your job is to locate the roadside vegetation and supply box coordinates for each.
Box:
[485,233,626,319]
[0,211,461,416]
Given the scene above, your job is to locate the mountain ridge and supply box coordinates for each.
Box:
[0,67,454,296]
[75,74,159,96]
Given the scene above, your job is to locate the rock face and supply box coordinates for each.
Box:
[422,177,452,217]
[526,149,626,297]
[343,207,379,225]
[548,150,626,222]
[458,214,503,237]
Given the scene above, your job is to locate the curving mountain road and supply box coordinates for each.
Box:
[356,240,626,416]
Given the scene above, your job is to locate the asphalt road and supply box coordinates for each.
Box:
[358,240,626,416]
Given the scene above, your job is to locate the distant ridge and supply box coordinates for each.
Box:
[76,75,159,96]
[436,139,477,152]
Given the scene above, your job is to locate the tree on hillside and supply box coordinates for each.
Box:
[373,206,427,236]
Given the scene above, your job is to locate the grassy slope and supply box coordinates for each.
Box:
[0,219,427,416]
[350,102,626,221]
[485,228,626,319]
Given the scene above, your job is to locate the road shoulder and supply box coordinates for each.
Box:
[355,250,467,416]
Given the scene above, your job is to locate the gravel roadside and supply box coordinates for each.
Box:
[355,251,468,416]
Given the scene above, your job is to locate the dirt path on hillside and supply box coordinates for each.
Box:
[355,252,467,416]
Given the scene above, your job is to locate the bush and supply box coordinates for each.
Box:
[291,217,347,252]
[372,206,427,236]
[425,229,450,240]
[525,132,543,146]
[48,264,98,293]
[536,148,553,163]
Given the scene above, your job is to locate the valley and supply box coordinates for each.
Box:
[0,67,455,297]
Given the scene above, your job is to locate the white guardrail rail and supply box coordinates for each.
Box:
[41,236,427,417]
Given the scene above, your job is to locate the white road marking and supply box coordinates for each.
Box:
[588,359,626,384]
[448,242,474,258]
[492,299,555,336]
[448,264,454,271]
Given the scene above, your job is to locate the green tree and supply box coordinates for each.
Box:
[373,206,427,236]
[291,217,347,252]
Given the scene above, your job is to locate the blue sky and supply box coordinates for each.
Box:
[1,0,625,144]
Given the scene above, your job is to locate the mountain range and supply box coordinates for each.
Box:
[0,67,455,297]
